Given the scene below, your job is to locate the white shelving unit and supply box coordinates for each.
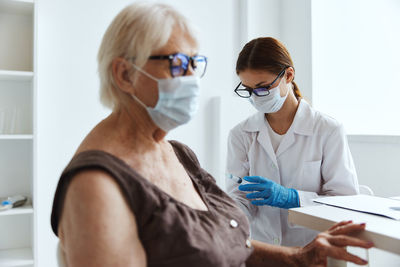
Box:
[0,205,34,217]
[0,135,33,140]
[0,0,36,266]
[0,248,34,267]
[0,70,34,82]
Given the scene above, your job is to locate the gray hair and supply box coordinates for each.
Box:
[97,2,198,109]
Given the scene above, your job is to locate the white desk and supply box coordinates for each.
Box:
[288,204,400,255]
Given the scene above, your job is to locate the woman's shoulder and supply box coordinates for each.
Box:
[57,169,146,266]
[51,150,159,237]
[230,111,263,134]
[64,149,133,178]
[168,140,220,189]
[51,152,127,236]
[168,140,201,167]
[306,102,344,136]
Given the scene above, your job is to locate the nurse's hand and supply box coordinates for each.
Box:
[238,176,300,209]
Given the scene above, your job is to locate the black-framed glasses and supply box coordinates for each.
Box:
[234,67,287,98]
[149,53,207,78]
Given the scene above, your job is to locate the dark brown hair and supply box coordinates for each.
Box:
[236,37,301,99]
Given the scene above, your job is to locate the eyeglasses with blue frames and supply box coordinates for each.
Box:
[148,53,207,78]
[234,67,287,98]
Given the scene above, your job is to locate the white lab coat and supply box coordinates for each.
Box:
[226,99,359,247]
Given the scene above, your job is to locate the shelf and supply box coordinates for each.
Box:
[0,0,34,16]
[0,135,33,140]
[0,205,33,217]
[0,247,33,266]
[0,70,34,82]
[9,0,34,3]
[0,0,35,265]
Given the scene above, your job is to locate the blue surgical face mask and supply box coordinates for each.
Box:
[131,65,201,132]
[249,78,290,113]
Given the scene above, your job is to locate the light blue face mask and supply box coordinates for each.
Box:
[249,78,289,113]
[131,65,201,132]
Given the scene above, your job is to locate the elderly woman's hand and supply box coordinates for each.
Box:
[296,220,373,266]
[247,220,373,267]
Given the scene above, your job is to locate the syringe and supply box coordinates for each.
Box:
[226,173,243,184]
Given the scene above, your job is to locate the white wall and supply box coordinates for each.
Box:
[348,136,400,197]
[309,0,400,197]
[37,1,112,265]
[280,0,312,102]
[36,0,237,266]
[311,0,400,135]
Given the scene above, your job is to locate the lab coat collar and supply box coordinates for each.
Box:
[291,99,314,136]
[257,122,278,166]
[241,99,314,136]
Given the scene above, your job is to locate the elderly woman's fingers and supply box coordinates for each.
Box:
[328,220,353,231]
[300,229,373,266]
[325,245,368,265]
[328,235,374,249]
[329,223,366,235]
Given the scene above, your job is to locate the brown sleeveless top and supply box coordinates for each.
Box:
[51,140,253,267]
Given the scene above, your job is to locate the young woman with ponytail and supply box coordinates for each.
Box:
[226,37,359,247]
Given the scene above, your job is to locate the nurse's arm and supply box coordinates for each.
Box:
[320,124,359,196]
[297,124,358,206]
[246,221,373,266]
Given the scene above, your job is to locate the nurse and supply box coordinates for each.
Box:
[226,37,359,247]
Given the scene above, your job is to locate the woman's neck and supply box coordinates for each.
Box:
[105,100,167,149]
[75,96,168,158]
[265,92,300,135]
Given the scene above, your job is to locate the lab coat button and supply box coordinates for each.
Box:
[246,239,252,248]
[273,238,280,244]
[230,219,238,228]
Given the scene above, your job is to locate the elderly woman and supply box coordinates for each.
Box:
[51,2,372,267]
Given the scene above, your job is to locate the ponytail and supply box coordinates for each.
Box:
[291,81,302,99]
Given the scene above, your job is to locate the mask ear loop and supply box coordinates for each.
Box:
[130,93,149,110]
[128,64,156,110]
[284,69,296,99]
[131,63,159,82]
[278,75,290,98]
[284,81,291,98]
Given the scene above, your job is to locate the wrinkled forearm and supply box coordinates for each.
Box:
[246,240,301,267]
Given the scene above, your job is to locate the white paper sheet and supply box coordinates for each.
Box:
[313,195,400,220]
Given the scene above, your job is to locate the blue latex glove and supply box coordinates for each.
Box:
[238,176,300,209]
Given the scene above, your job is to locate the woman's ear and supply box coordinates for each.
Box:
[111,57,135,94]
[285,67,295,84]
